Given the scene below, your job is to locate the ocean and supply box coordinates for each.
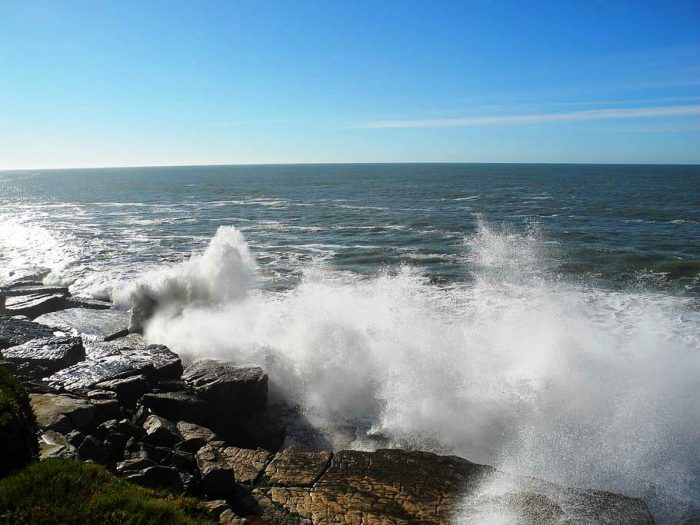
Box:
[1,163,699,520]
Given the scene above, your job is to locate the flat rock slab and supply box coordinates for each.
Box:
[30,393,96,431]
[0,283,72,319]
[183,359,268,416]
[0,316,55,350]
[1,336,85,376]
[141,391,208,425]
[34,308,129,340]
[262,448,332,487]
[47,344,181,392]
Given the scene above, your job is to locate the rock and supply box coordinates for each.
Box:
[38,431,77,460]
[77,435,108,462]
[117,418,145,439]
[170,450,197,472]
[116,457,157,475]
[30,393,95,431]
[91,398,121,423]
[235,411,286,452]
[183,360,267,419]
[1,291,71,319]
[204,500,231,520]
[86,389,118,400]
[125,466,184,493]
[47,344,181,392]
[218,509,247,524]
[140,391,208,424]
[196,444,271,491]
[0,315,54,350]
[195,444,238,497]
[263,448,332,487]
[34,308,130,340]
[1,336,85,376]
[66,430,86,448]
[175,421,217,453]
[142,414,181,447]
[67,297,112,311]
[95,374,149,406]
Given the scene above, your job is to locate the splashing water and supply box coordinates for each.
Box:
[128,224,700,522]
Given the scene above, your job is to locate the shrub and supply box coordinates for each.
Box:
[0,365,37,476]
[0,459,212,524]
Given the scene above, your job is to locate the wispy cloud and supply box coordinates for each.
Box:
[355,105,700,129]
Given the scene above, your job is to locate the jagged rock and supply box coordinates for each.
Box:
[117,418,145,439]
[235,411,286,452]
[183,360,267,417]
[218,509,247,524]
[86,389,118,400]
[142,414,182,447]
[116,457,157,474]
[34,308,130,340]
[196,444,272,489]
[1,336,85,376]
[0,315,54,349]
[125,466,184,493]
[140,391,208,424]
[263,448,332,487]
[176,421,218,453]
[66,430,86,448]
[96,374,149,406]
[91,399,121,423]
[170,450,197,472]
[77,435,108,462]
[47,344,181,391]
[67,297,112,310]
[30,393,95,431]
[195,444,238,497]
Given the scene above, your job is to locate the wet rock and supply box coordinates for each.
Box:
[235,411,286,452]
[195,444,238,497]
[263,448,332,487]
[1,336,85,376]
[125,465,184,493]
[0,315,54,349]
[47,344,181,391]
[67,297,112,311]
[30,393,95,431]
[34,308,130,340]
[96,374,149,406]
[183,360,267,418]
[86,389,118,400]
[140,391,208,424]
[142,414,182,447]
[1,291,71,319]
[77,435,108,462]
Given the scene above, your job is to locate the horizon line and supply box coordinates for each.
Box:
[2,160,700,172]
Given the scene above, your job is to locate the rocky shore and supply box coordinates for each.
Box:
[0,280,656,524]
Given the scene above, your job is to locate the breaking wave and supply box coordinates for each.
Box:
[127,223,698,521]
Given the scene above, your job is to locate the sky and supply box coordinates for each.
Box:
[1,0,699,169]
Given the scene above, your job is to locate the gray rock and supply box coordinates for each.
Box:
[96,374,149,406]
[195,444,237,497]
[77,435,108,462]
[125,466,183,493]
[0,315,54,350]
[183,360,267,418]
[2,336,85,376]
[142,414,182,447]
[116,457,157,474]
[34,308,130,340]
[30,393,96,431]
[91,399,121,423]
[1,291,71,319]
[203,500,230,520]
[38,431,77,460]
[140,391,208,424]
[175,421,217,453]
[47,344,181,392]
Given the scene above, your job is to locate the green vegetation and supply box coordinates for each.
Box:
[0,459,212,525]
[0,364,37,476]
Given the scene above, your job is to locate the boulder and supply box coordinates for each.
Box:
[196,444,271,491]
[125,465,184,493]
[0,316,54,350]
[1,336,85,376]
[38,431,77,460]
[203,500,231,521]
[234,411,286,452]
[47,344,181,392]
[142,414,182,447]
[95,374,149,406]
[77,435,109,462]
[183,360,267,418]
[175,421,218,453]
[91,398,121,423]
[140,391,208,424]
[116,457,157,475]
[29,393,95,431]
[195,444,238,497]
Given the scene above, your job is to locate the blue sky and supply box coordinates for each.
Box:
[1,0,699,168]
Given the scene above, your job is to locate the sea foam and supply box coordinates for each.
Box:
[127,224,698,522]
